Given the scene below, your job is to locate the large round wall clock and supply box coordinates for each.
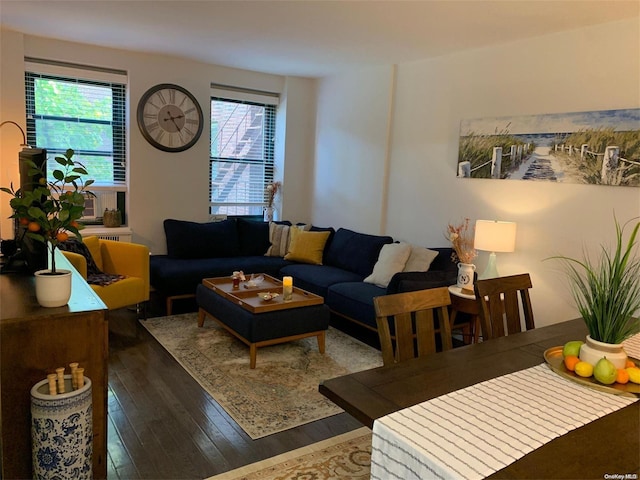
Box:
[137,83,204,152]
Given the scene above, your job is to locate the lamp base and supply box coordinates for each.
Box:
[479,252,499,279]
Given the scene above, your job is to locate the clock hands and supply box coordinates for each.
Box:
[163,111,185,131]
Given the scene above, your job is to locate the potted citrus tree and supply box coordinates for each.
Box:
[1,149,94,307]
[549,215,640,369]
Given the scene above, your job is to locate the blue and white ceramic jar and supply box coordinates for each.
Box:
[31,375,93,480]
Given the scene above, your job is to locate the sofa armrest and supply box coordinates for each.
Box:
[386,270,456,294]
[62,251,88,279]
[99,239,150,295]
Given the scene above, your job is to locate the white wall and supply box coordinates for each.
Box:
[0,30,315,254]
[314,66,395,232]
[314,18,640,326]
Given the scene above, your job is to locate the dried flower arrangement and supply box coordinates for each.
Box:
[265,181,281,208]
[446,218,477,264]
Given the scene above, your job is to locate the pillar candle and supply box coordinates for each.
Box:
[282,276,293,301]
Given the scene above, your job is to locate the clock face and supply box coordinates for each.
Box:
[137,83,204,152]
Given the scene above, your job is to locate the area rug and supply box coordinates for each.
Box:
[140,313,382,439]
[206,427,372,480]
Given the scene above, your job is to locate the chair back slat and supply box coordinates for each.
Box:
[474,273,535,340]
[374,287,452,366]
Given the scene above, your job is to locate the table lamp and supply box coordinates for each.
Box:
[474,220,517,279]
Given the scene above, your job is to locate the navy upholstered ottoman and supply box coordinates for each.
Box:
[195,281,330,368]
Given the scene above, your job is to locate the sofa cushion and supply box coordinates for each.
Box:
[83,235,103,271]
[326,281,386,330]
[403,245,440,272]
[265,222,291,257]
[279,264,362,298]
[386,247,457,295]
[164,218,240,259]
[284,230,331,265]
[364,242,411,288]
[150,255,292,296]
[236,218,271,256]
[324,228,393,277]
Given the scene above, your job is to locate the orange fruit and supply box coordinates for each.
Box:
[616,368,630,384]
[70,220,80,228]
[27,221,40,232]
[625,359,636,368]
[563,355,580,372]
[55,232,69,242]
[19,217,30,225]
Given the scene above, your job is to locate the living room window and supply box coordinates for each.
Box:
[209,84,278,217]
[24,59,127,221]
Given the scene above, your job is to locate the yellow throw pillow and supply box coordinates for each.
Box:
[284,230,331,265]
[82,235,103,271]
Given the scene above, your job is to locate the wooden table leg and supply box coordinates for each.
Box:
[250,344,257,369]
[317,331,326,354]
[197,308,206,327]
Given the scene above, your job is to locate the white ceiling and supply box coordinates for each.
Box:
[1,0,638,78]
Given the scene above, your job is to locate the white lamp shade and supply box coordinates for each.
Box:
[474,220,517,253]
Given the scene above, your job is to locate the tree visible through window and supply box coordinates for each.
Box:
[210,97,275,216]
[25,70,126,188]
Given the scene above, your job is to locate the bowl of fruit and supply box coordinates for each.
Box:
[544,341,640,397]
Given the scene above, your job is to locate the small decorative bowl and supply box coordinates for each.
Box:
[246,274,265,288]
[257,292,279,301]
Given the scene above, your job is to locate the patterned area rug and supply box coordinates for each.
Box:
[140,313,382,439]
[206,427,372,480]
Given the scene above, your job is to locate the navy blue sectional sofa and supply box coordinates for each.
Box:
[150,218,457,333]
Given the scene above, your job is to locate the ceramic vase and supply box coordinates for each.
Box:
[263,206,275,222]
[31,375,93,480]
[457,263,476,292]
[34,269,72,308]
[579,335,628,369]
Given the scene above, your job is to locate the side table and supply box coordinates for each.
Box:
[447,285,481,344]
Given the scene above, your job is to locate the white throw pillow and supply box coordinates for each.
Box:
[265,223,291,257]
[364,242,412,288]
[403,245,439,272]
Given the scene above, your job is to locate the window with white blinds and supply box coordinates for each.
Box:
[209,85,278,216]
[24,59,127,190]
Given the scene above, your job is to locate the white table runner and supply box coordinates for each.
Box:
[623,333,640,360]
[371,363,638,480]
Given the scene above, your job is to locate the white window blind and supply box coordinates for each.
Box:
[209,84,278,216]
[24,59,127,189]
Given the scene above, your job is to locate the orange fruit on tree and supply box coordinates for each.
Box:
[27,221,40,232]
[615,368,630,385]
[70,220,80,229]
[563,355,580,372]
[625,359,636,368]
[55,232,69,242]
[19,217,30,225]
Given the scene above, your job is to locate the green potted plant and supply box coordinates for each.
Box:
[1,149,93,306]
[548,215,640,369]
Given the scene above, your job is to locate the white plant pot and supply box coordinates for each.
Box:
[31,375,92,479]
[579,335,628,370]
[34,269,72,308]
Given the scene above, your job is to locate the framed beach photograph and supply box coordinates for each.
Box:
[457,108,640,187]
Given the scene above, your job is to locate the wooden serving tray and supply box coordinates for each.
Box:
[544,346,640,398]
[202,274,324,314]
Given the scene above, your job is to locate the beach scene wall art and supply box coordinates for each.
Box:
[457,108,640,187]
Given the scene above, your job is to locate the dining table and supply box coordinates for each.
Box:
[319,318,640,479]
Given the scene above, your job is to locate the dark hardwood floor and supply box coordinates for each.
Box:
[106,296,372,479]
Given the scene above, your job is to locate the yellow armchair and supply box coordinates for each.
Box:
[62,236,150,314]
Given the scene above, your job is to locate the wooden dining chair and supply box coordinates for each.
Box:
[473,273,535,340]
[373,287,452,366]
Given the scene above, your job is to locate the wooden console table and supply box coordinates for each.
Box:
[0,251,108,479]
